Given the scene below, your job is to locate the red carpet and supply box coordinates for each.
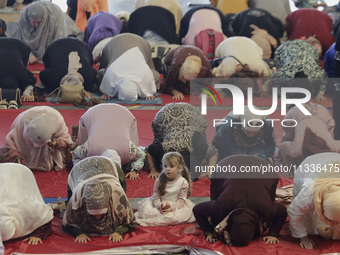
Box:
[1,102,337,255]
[4,214,339,255]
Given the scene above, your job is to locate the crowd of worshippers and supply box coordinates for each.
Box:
[1,102,340,250]
[2,0,340,251]
[2,0,340,105]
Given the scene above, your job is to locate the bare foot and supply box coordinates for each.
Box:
[100,94,111,100]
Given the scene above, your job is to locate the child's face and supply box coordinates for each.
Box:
[163,159,182,180]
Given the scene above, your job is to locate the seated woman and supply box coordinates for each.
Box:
[39,37,97,93]
[286,9,335,55]
[11,1,83,64]
[193,155,287,246]
[84,11,124,61]
[181,7,227,47]
[62,152,136,243]
[147,102,217,180]
[288,152,340,249]
[212,37,271,79]
[272,39,327,101]
[0,106,73,171]
[232,8,284,59]
[98,33,159,85]
[135,0,182,34]
[99,47,156,100]
[74,0,108,32]
[0,163,53,244]
[0,37,37,105]
[73,103,145,180]
[248,0,291,25]
[280,102,339,167]
[128,6,179,45]
[163,45,212,100]
[212,106,276,164]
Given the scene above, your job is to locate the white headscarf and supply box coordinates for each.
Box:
[99,46,156,100]
[213,37,271,78]
[0,163,53,241]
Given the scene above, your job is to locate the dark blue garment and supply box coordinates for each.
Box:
[325,42,335,77]
[212,116,276,162]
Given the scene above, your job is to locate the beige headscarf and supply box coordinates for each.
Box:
[313,163,340,226]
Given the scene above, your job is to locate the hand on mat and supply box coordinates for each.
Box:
[100,94,111,100]
[23,236,42,245]
[205,232,218,243]
[315,92,326,102]
[21,94,33,102]
[160,203,172,214]
[172,91,184,100]
[148,169,159,179]
[28,52,37,65]
[85,91,93,98]
[109,233,123,243]
[300,236,315,249]
[146,95,156,100]
[262,235,279,244]
[126,171,139,180]
[75,234,91,243]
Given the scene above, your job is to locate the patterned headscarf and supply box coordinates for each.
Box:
[63,156,135,231]
[83,181,111,215]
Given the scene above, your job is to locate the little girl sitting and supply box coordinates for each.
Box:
[135,152,196,226]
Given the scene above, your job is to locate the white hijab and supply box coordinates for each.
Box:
[0,163,53,241]
[213,37,271,78]
[99,47,156,101]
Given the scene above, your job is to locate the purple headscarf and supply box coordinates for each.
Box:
[84,11,123,51]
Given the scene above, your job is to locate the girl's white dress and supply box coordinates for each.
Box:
[135,176,196,226]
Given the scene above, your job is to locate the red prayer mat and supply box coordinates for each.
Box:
[4,213,339,255]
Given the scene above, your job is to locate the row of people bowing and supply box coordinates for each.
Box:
[1,102,340,250]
